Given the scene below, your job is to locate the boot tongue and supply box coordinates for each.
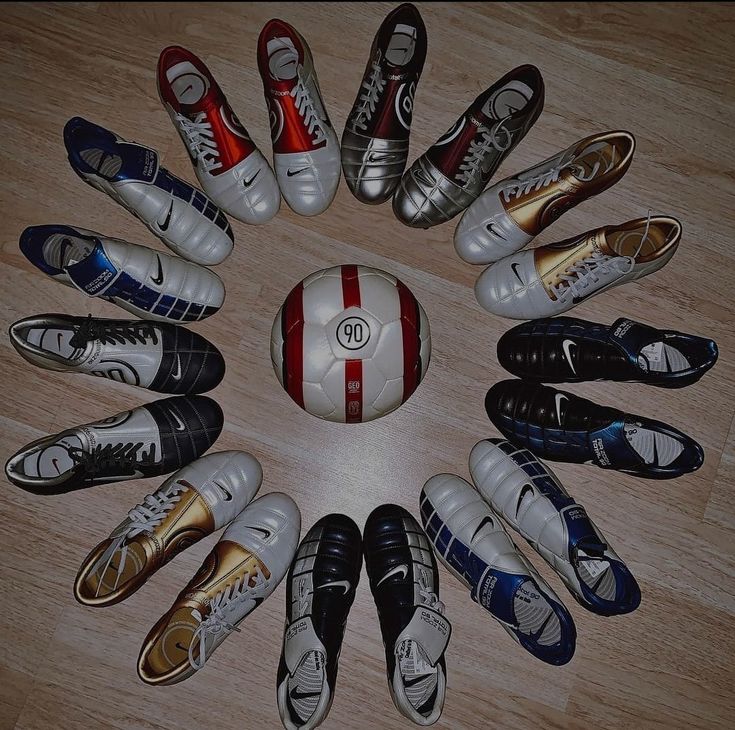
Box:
[64,240,119,297]
[166,61,212,110]
[608,318,665,369]
[394,606,451,668]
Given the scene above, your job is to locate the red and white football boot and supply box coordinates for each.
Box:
[158,45,280,225]
[257,19,341,217]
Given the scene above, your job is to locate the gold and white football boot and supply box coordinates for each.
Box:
[455,131,635,264]
[138,492,300,685]
[74,451,263,607]
[475,215,681,320]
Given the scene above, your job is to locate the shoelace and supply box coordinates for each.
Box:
[69,315,158,349]
[456,116,513,185]
[188,565,270,670]
[69,441,157,477]
[290,76,327,146]
[353,58,386,131]
[418,569,445,614]
[501,145,618,203]
[176,112,222,172]
[89,482,187,595]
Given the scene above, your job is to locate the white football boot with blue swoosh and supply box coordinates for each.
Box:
[20,225,224,323]
[469,439,641,616]
[64,116,234,265]
[420,474,576,665]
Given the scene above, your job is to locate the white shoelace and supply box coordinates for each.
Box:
[89,483,187,596]
[457,117,513,185]
[188,565,270,670]
[501,145,618,203]
[176,112,221,172]
[354,59,386,131]
[418,570,445,614]
[290,76,327,146]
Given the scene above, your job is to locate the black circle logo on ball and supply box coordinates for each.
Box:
[336,316,371,350]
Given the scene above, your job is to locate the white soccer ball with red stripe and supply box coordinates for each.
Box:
[271,265,431,423]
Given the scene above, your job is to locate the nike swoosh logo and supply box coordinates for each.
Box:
[318,580,351,594]
[151,255,164,286]
[515,484,535,518]
[175,641,189,652]
[527,611,554,643]
[377,564,408,586]
[171,412,187,431]
[471,515,495,542]
[290,687,321,701]
[247,525,272,539]
[561,339,577,375]
[651,435,659,466]
[554,393,568,426]
[171,354,182,381]
[404,674,431,688]
[243,169,260,188]
[286,167,309,177]
[212,479,232,502]
[57,332,65,351]
[158,200,174,231]
[485,221,506,239]
[52,458,61,474]
[367,151,401,163]
[413,167,434,187]
[511,262,524,285]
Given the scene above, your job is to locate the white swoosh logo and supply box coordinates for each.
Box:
[562,339,577,375]
[377,564,408,586]
[318,580,351,594]
[554,393,568,426]
[172,354,182,381]
[172,412,186,431]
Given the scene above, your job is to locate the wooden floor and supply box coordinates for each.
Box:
[1,2,734,728]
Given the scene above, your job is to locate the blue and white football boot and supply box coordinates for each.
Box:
[20,225,225,323]
[420,474,576,666]
[497,316,718,389]
[485,379,705,479]
[469,439,641,616]
[64,116,234,265]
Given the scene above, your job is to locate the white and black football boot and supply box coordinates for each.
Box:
[277,514,362,730]
[5,395,223,495]
[364,504,451,726]
[9,314,225,394]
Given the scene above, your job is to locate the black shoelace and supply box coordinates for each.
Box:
[69,315,159,349]
[69,442,158,477]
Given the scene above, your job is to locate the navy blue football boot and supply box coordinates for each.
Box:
[485,380,704,479]
[364,504,451,726]
[497,316,718,388]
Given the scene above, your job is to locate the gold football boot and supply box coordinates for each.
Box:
[475,215,681,320]
[138,492,300,685]
[455,131,635,264]
[74,451,262,607]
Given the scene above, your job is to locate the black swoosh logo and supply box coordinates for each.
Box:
[290,687,321,701]
[471,515,494,542]
[175,641,189,652]
[247,525,271,539]
[158,200,174,231]
[212,479,232,502]
[243,169,260,188]
[511,262,524,285]
[286,167,308,177]
[515,484,534,518]
[404,674,431,687]
[151,255,164,285]
[527,611,554,642]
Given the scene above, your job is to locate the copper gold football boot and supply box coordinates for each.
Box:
[138,492,300,685]
[455,131,636,264]
[475,215,681,320]
[342,3,427,204]
[74,451,263,607]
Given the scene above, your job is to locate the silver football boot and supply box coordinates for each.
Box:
[342,3,427,204]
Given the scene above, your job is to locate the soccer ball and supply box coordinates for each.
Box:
[271,265,431,423]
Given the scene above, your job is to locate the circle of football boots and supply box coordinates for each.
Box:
[5,3,720,727]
